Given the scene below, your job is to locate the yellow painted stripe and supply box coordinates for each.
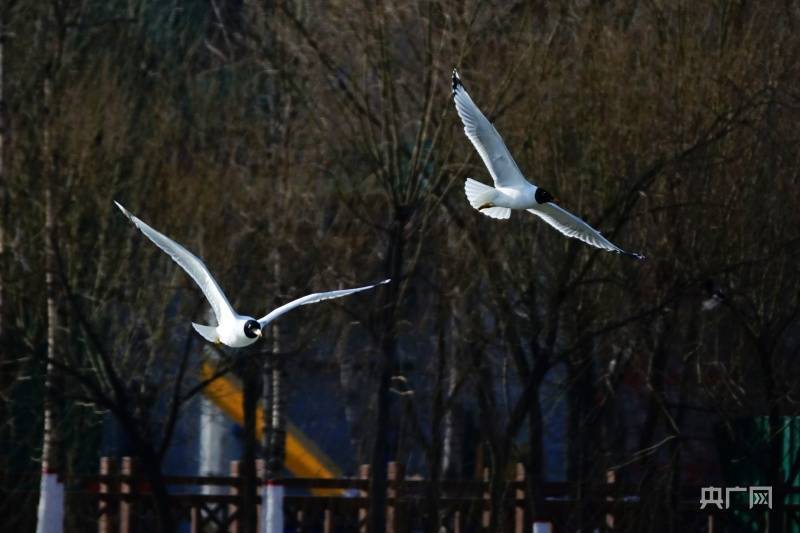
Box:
[200,362,343,496]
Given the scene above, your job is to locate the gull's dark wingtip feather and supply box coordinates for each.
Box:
[617,249,646,260]
[452,68,462,94]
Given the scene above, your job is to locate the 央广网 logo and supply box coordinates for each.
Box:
[699,486,772,510]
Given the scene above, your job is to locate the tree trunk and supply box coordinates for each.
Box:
[441,304,463,481]
[265,251,286,479]
[424,298,447,531]
[566,353,599,530]
[0,30,5,339]
[487,447,509,532]
[135,442,176,533]
[761,342,784,533]
[369,335,393,533]
[265,353,286,477]
[525,379,545,525]
[635,312,675,531]
[769,411,784,533]
[263,325,286,533]
[368,212,404,533]
[241,355,261,533]
[441,362,463,480]
[36,68,65,533]
[333,324,364,456]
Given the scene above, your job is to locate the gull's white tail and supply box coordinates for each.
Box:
[192,323,219,343]
[464,178,510,219]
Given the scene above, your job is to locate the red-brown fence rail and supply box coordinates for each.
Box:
[60,456,799,532]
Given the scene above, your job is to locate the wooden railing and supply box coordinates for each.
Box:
[90,457,252,532]
[67,456,799,532]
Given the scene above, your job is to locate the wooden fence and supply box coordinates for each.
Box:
[67,456,797,532]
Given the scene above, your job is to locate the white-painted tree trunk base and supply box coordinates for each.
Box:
[199,394,227,495]
[532,522,553,533]
[36,472,64,533]
[261,482,284,533]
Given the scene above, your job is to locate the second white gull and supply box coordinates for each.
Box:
[116,202,389,348]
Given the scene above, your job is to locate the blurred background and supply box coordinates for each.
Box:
[1,0,799,531]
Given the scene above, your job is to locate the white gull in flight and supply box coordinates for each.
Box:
[452,69,644,259]
[116,202,389,347]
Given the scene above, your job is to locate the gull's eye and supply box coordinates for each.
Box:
[243,320,260,339]
[535,188,553,204]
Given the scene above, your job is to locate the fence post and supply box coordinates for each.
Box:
[230,460,241,533]
[190,506,201,533]
[256,459,265,533]
[482,467,490,529]
[515,463,528,533]
[358,464,370,533]
[98,457,115,533]
[386,462,404,533]
[119,457,135,533]
[605,469,615,529]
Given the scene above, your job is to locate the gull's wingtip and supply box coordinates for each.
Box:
[614,248,646,260]
[380,278,391,285]
[114,201,131,218]
[451,68,462,93]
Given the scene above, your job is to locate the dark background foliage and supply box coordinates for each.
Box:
[1,1,799,531]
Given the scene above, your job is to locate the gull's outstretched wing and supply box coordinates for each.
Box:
[115,202,238,324]
[452,69,529,190]
[527,203,645,259]
[258,279,390,328]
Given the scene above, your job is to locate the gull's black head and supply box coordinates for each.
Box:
[535,188,555,204]
[243,320,262,339]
